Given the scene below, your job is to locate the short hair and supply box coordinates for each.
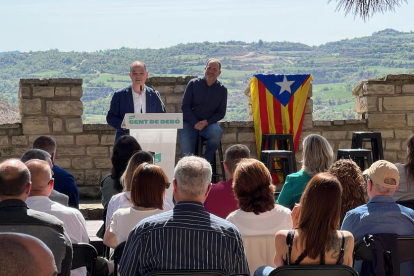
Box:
[206,58,222,71]
[120,151,154,191]
[32,136,56,154]
[371,177,397,194]
[232,159,275,214]
[130,163,167,209]
[130,61,147,73]
[225,144,250,174]
[301,134,334,177]
[0,159,31,197]
[174,156,212,198]
[21,149,51,163]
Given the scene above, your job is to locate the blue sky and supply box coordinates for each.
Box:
[1,0,413,52]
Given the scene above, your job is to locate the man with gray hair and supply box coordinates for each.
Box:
[119,156,249,276]
[342,160,414,274]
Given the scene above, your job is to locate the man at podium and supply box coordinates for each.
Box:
[107,61,165,141]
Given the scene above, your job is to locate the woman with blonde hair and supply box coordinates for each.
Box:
[277,134,334,209]
[393,134,414,201]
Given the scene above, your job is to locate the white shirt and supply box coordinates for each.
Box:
[110,207,166,244]
[106,191,174,227]
[226,205,293,236]
[132,86,146,114]
[26,196,89,276]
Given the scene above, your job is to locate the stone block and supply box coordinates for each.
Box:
[22,117,50,134]
[156,86,174,94]
[65,118,83,133]
[321,131,348,140]
[395,129,413,139]
[53,135,75,146]
[78,186,100,199]
[7,127,22,136]
[87,147,108,157]
[408,114,414,127]
[370,130,394,139]
[166,95,183,104]
[238,132,256,143]
[57,147,86,156]
[368,114,406,129]
[12,136,28,146]
[21,99,42,115]
[53,118,62,132]
[71,86,83,98]
[221,133,236,144]
[305,99,313,114]
[0,136,9,146]
[386,141,401,151]
[333,120,345,126]
[307,84,312,98]
[338,141,352,149]
[33,86,54,97]
[383,96,414,111]
[165,104,176,113]
[19,86,31,98]
[302,114,313,129]
[174,85,186,93]
[0,147,30,157]
[355,96,377,113]
[0,129,6,135]
[363,83,395,95]
[46,101,83,116]
[76,135,99,145]
[384,151,397,163]
[70,171,85,185]
[85,170,101,186]
[55,87,71,97]
[72,158,93,169]
[101,135,115,145]
[396,85,402,94]
[54,158,71,169]
[313,121,331,127]
[402,84,414,94]
[397,150,407,161]
[94,158,112,169]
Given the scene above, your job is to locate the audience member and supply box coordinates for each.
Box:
[328,159,367,223]
[100,135,141,209]
[342,160,414,274]
[21,149,69,206]
[227,159,292,236]
[0,233,58,276]
[0,159,72,275]
[104,163,169,248]
[277,134,334,209]
[204,144,250,218]
[119,156,250,276]
[25,159,89,276]
[33,136,80,209]
[394,134,414,201]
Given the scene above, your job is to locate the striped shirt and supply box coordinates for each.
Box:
[119,201,250,276]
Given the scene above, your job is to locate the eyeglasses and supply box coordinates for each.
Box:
[166,182,170,189]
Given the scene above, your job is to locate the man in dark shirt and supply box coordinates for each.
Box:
[119,156,249,276]
[180,58,227,162]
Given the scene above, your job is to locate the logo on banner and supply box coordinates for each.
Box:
[154,153,162,163]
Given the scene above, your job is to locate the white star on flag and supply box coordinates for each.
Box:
[276,76,295,95]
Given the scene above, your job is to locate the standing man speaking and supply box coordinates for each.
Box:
[179,58,227,162]
[107,61,165,141]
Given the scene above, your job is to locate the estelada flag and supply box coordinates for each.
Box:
[250,74,313,182]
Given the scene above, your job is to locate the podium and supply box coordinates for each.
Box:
[124,113,183,199]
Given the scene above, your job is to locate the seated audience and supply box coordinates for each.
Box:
[25,159,89,276]
[0,159,72,276]
[277,134,334,209]
[394,134,414,201]
[101,135,141,209]
[0,233,58,276]
[342,160,414,274]
[104,163,169,248]
[119,156,250,276]
[328,159,367,223]
[205,144,250,219]
[227,159,292,236]
[255,173,354,276]
[33,135,80,209]
[105,150,173,228]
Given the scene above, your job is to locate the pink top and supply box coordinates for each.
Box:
[204,178,238,219]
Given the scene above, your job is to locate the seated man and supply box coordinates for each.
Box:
[25,159,89,276]
[0,233,58,276]
[204,144,250,218]
[179,58,227,162]
[119,156,249,276]
[0,159,72,276]
[342,160,414,274]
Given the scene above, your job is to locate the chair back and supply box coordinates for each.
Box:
[145,270,232,276]
[113,241,127,276]
[268,265,358,276]
[242,235,275,276]
[71,243,98,276]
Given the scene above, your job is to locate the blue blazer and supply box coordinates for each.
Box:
[106,85,165,141]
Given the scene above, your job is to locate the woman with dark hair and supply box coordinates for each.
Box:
[393,134,414,201]
[100,135,141,209]
[328,159,367,223]
[103,163,169,248]
[254,173,354,276]
[226,159,292,236]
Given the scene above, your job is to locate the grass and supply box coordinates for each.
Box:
[30,70,60,77]
[83,114,106,124]
[89,73,130,88]
[312,83,354,101]
[331,101,355,112]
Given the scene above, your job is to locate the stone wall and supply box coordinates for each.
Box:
[1,74,414,198]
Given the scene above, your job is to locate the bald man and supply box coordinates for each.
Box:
[0,159,72,276]
[0,233,57,276]
[25,159,89,276]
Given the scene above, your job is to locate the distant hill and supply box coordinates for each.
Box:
[0,51,19,56]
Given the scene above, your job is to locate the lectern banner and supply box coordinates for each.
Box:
[125,113,183,129]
